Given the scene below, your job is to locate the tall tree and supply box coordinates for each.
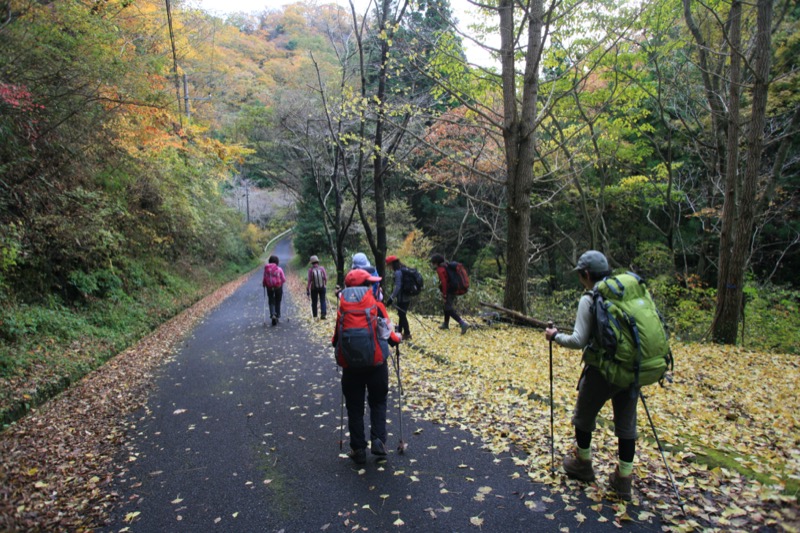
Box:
[683,0,775,343]
[713,0,773,343]
[496,0,544,312]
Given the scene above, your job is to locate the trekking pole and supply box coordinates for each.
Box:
[394,345,407,454]
[397,308,431,341]
[337,367,344,451]
[639,390,686,516]
[339,392,345,451]
[548,321,555,474]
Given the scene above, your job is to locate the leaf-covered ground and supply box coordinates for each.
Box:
[0,277,248,532]
[297,278,799,532]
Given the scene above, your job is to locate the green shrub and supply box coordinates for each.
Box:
[68,268,124,300]
[739,282,800,354]
[0,222,22,292]
[633,242,674,280]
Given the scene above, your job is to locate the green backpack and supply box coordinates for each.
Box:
[586,272,673,390]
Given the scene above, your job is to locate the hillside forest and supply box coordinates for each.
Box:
[0,0,798,482]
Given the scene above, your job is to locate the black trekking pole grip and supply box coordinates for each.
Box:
[548,321,555,474]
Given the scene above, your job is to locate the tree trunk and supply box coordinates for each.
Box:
[711,0,743,344]
[711,0,772,343]
[499,0,543,313]
[371,0,391,278]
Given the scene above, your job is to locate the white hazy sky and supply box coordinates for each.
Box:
[192,0,496,67]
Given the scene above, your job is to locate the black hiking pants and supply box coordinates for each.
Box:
[443,292,463,326]
[341,363,389,451]
[267,286,283,319]
[395,299,411,337]
[310,286,327,318]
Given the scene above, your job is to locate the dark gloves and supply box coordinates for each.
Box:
[386,297,394,307]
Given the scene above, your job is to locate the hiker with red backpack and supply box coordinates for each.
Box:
[430,253,470,335]
[332,269,402,465]
[544,250,672,501]
[262,255,286,326]
[306,255,328,320]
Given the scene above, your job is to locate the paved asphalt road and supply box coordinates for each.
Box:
[103,241,659,532]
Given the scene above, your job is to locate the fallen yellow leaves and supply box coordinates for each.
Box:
[300,282,800,531]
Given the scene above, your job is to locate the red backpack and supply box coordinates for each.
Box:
[446,261,470,295]
[263,263,284,289]
[335,286,389,369]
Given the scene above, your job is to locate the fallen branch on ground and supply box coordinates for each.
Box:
[479,302,573,333]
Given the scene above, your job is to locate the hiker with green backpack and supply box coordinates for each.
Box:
[544,250,672,501]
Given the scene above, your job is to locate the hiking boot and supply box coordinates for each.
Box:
[460,322,469,335]
[563,451,595,482]
[271,315,277,326]
[438,323,449,330]
[402,332,412,340]
[609,467,633,501]
[348,448,366,465]
[370,439,388,458]
[320,314,326,320]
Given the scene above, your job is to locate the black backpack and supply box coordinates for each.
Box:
[400,267,424,296]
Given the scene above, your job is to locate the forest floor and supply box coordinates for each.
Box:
[303,284,800,532]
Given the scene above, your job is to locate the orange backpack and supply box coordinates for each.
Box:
[335,286,389,368]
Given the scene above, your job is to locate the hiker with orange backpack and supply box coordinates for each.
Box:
[430,253,470,334]
[332,269,401,465]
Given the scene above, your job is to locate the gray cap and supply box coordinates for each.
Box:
[351,252,371,269]
[573,250,609,273]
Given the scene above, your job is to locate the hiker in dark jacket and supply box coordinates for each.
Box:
[430,253,469,335]
[331,269,401,465]
[544,250,636,501]
[262,255,286,326]
[306,255,328,319]
[385,255,412,340]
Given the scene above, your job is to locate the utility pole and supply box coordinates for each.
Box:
[181,74,212,119]
[183,73,190,119]
[245,180,250,224]
[164,0,182,128]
